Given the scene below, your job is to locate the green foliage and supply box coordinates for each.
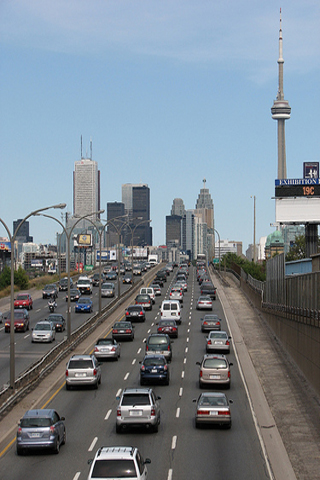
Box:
[221,252,266,282]
[0,266,11,289]
[0,266,29,290]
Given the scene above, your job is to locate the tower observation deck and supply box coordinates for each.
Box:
[271,9,291,180]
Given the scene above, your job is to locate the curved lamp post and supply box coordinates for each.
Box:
[36,210,104,341]
[0,203,66,390]
[125,219,152,283]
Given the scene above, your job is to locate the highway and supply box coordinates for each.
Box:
[0,265,270,479]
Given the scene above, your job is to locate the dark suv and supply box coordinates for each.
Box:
[145,333,173,362]
[59,277,73,291]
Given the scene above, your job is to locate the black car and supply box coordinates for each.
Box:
[59,278,73,291]
[156,271,167,283]
[140,355,170,385]
[125,305,146,323]
[152,278,164,288]
[46,314,66,332]
[91,273,106,286]
[105,271,117,281]
[66,288,81,302]
[112,321,135,341]
[42,284,58,299]
[201,283,217,300]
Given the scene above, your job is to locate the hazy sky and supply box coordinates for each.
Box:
[1,0,319,252]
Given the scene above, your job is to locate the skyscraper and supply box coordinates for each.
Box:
[271,9,291,179]
[73,158,100,221]
[107,202,125,247]
[171,198,186,217]
[122,183,152,246]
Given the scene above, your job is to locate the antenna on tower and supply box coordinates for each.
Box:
[90,137,92,160]
[81,135,83,159]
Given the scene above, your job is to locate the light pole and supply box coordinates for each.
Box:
[251,195,256,262]
[214,228,221,273]
[0,203,66,390]
[125,219,152,283]
[36,210,104,340]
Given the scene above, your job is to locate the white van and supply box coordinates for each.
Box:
[160,300,182,324]
[140,287,155,304]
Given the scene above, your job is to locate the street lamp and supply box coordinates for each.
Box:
[251,195,256,263]
[0,202,66,390]
[103,218,129,299]
[36,210,104,341]
[214,228,221,273]
[125,219,152,282]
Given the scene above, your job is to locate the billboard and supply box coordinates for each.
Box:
[275,197,320,224]
[31,259,43,268]
[74,234,92,247]
[96,249,117,261]
[0,242,11,252]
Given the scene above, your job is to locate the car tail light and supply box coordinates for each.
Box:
[207,340,212,345]
[203,321,208,325]
[226,340,230,346]
[111,347,116,352]
[218,410,230,416]
[93,368,98,376]
[228,371,231,378]
[117,409,121,416]
[146,345,149,351]
[50,426,55,434]
[125,329,131,333]
[65,370,69,377]
[113,329,118,333]
[94,347,98,352]
[167,346,170,351]
[197,410,209,415]
[17,427,22,435]
[173,327,177,332]
[151,408,156,416]
[125,311,129,316]
[141,365,145,371]
[164,365,168,371]
[170,292,172,296]
[178,312,180,316]
[199,370,203,377]
[140,311,144,315]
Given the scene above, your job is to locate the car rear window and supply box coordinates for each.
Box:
[68,359,93,369]
[21,417,52,428]
[97,339,113,345]
[209,332,227,339]
[144,357,165,366]
[199,396,227,407]
[121,394,151,406]
[203,358,227,369]
[91,459,136,478]
[148,336,168,345]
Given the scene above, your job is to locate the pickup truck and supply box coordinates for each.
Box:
[77,277,93,295]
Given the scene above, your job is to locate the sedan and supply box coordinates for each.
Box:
[201,314,221,332]
[42,284,58,299]
[46,313,66,332]
[106,271,117,281]
[32,321,56,343]
[206,331,231,353]
[135,294,152,311]
[194,392,232,429]
[150,283,162,296]
[66,288,81,302]
[112,321,134,341]
[14,293,33,310]
[140,355,170,385]
[125,305,146,323]
[197,354,233,389]
[123,273,133,284]
[75,297,93,313]
[156,319,178,338]
[196,295,213,310]
[4,310,30,333]
[94,338,121,360]
[101,282,115,298]
[175,279,188,292]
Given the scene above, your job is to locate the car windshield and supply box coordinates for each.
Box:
[148,336,168,345]
[70,289,79,294]
[203,358,227,369]
[79,299,90,304]
[20,417,52,428]
[47,315,62,321]
[199,395,227,407]
[91,459,136,478]
[102,283,114,288]
[78,280,89,285]
[44,285,55,290]
[35,323,51,331]
[16,294,28,300]
[68,359,93,369]
[143,357,165,366]
[121,394,151,406]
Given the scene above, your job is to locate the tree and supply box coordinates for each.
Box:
[285,235,305,262]
[0,265,29,290]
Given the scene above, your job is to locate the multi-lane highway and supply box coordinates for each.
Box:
[0,265,271,479]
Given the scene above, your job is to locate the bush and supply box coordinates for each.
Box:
[221,252,266,282]
[0,266,29,290]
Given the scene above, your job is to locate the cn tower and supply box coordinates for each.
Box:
[271,9,291,179]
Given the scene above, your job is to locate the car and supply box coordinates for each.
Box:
[140,287,155,304]
[92,272,106,286]
[32,321,56,343]
[123,273,133,284]
[201,283,217,300]
[4,309,30,333]
[66,287,81,302]
[152,278,163,288]
[0,311,3,323]
[160,300,182,324]
[196,354,233,389]
[65,354,102,390]
[155,271,167,283]
[87,446,151,480]
[175,279,188,292]
[206,331,231,353]
[125,305,146,323]
[77,277,93,295]
[105,271,117,281]
[46,313,66,332]
[112,321,134,341]
[16,408,66,455]
[156,319,178,338]
[75,297,93,313]
[133,266,142,276]
[140,354,170,385]
[42,284,58,299]
[169,286,183,303]
[59,277,73,291]
[201,314,222,332]
[145,334,173,362]
[196,295,213,310]
[14,293,33,310]
[150,283,161,296]
[94,338,121,360]
[135,294,152,311]
[116,388,161,433]
[193,392,232,429]
[101,282,115,297]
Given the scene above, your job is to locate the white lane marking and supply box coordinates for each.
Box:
[124,372,129,380]
[137,347,141,354]
[105,409,112,420]
[171,436,177,449]
[151,322,154,326]
[132,358,136,365]
[176,408,180,418]
[88,437,98,451]
[184,358,187,364]
[185,347,188,353]
[179,387,183,397]
[147,329,151,333]
[73,473,81,480]
[142,338,146,343]
[188,322,191,326]
[187,328,190,333]
[24,334,30,339]
[186,337,189,342]
[181,371,185,378]
[167,469,173,480]
[116,388,122,397]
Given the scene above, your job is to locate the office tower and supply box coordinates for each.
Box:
[107,202,125,247]
[181,210,194,259]
[271,9,291,179]
[73,158,100,221]
[171,198,186,217]
[166,215,182,247]
[122,183,152,246]
[13,220,33,243]
[195,179,214,259]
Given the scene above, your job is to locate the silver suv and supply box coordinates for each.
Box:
[65,354,102,390]
[116,388,161,433]
[87,446,151,480]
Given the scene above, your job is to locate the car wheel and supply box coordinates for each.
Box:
[195,421,201,429]
[54,438,60,454]
[61,429,66,445]
[16,446,24,456]
[66,383,71,391]
[165,377,170,386]
[199,381,203,389]
[153,422,159,433]
[140,378,144,386]
[116,424,122,434]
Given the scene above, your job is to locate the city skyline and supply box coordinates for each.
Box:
[1,2,319,250]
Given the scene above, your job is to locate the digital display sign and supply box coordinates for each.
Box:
[275,179,320,198]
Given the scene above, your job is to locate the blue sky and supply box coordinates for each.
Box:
[1,0,319,252]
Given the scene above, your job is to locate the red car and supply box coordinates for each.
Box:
[14,293,33,310]
[156,319,178,338]
[5,310,30,333]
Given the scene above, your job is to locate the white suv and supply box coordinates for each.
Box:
[87,446,151,480]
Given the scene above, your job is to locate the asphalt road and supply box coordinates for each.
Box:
[0,266,273,480]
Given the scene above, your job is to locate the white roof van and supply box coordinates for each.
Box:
[160,300,182,324]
